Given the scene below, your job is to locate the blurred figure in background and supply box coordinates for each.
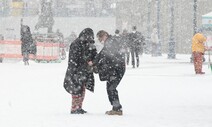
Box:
[151,27,159,57]
[128,26,145,68]
[56,29,64,43]
[121,29,130,65]
[65,31,77,51]
[192,31,207,74]
[20,24,35,65]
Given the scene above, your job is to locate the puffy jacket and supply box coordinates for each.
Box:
[192,33,207,53]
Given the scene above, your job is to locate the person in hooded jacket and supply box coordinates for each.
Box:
[20,25,36,65]
[63,28,97,114]
[192,31,207,74]
[92,30,125,115]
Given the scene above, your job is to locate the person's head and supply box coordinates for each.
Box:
[115,29,120,35]
[96,30,109,43]
[22,25,30,33]
[79,28,94,41]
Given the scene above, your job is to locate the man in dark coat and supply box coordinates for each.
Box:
[20,25,36,65]
[128,26,145,68]
[121,29,130,65]
[63,28,97,114]
[94,30,125,115]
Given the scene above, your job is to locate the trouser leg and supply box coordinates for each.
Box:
[106,68,124,110]
[23,52,29,62]
[152,44,156,56]
[193,52,203,73]
[71,85,85,111]
[130,49,135,67]
[107,80,122,110]
[23,52,29,65]
[126,51,130,65]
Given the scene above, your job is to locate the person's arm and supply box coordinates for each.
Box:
[205,46,212,51]
[67,43,79,73]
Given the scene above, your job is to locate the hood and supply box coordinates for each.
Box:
[78,28,94,41]
[22,25,31,34]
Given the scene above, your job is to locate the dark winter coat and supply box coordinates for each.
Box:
[128,31,145,53]
[94,35,125,81]
[120,33,130,52]
[63,28,97,95]
[20,25,36,55]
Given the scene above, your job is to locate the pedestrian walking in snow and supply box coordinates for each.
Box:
[63,28,97,114]
[128,26,145,68]
[94,30,125,115]
[65,31,77,51]
[113,29,127,63]
[56,29,64,43]
[20,24,36,65]
[192,31,207,74]
[151,28,159,57]
[121,29,130,65]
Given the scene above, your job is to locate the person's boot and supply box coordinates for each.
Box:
[196,72,205,74]
[70,108,87,114]
[105,109,123,116]
[105,106,123,116]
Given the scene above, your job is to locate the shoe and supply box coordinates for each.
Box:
[80,109,87,113]
[105,109,123,116]
[196,72,205,74]
[70,109,87,114]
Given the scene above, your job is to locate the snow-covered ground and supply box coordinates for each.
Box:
[0,54,212,127]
